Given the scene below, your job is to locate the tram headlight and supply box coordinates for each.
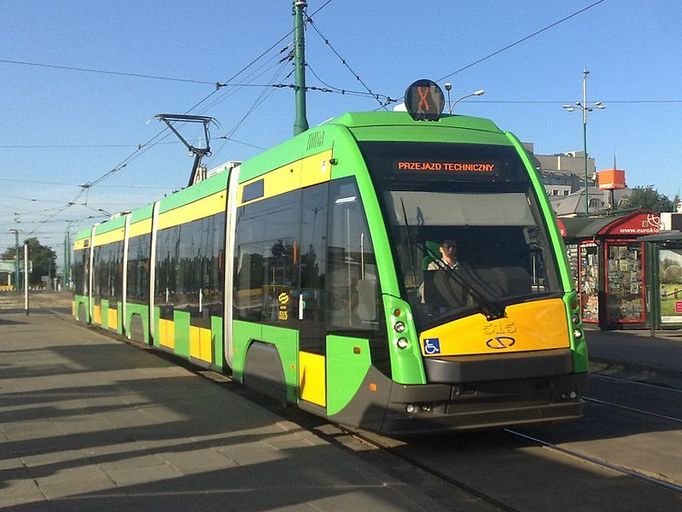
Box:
[573,328,583,339]
[394,321,406,333]
[396,337,409,349]
[572,314,581,325]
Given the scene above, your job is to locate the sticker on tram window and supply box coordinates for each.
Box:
[395,161,496,173]
[278,292,290,321]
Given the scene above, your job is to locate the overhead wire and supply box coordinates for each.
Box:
[0,177,173,189]
[210,58,292,162]
[435,0,608,84]
[304,63,394,102]
[28,33,305,233]
[0,57,216,85]
[304,11,391,109]
[9,0,339,245]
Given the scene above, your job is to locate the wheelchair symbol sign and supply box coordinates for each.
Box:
[424,338,441,355]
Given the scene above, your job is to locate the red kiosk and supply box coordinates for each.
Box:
[562,210,661,329]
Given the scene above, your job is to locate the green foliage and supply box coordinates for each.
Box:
[1,238,56,286]
[620,185,676,213]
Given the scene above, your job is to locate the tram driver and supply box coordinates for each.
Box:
[420,239,470,310]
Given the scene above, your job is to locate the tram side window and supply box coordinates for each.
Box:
[72,248,88,296]
[327,178,381,332]
[155,226,180,317]
[93,241,123,302]
[234,190,301,326]
[234,240,265,321]
[126,234,151,303]
[92,246,104,300]
[175,213,225,324]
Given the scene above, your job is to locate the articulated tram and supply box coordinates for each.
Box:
[73,93,588,434]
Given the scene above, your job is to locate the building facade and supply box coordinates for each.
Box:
[527,143,631,216]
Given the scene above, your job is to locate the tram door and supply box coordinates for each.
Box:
[298,178,383,412]
[298,185,329,407]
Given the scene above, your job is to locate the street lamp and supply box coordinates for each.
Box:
[563,68,605,216]
[447,87,485,114]
[8,228,19,293]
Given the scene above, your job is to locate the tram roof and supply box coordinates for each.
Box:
[326,111,503,133]
[73,111,510,239]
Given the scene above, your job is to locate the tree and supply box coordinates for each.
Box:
[1,238,56,287]
[620,185,676,213]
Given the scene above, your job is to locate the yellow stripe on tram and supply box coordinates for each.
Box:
[128,218,152,238]
[157,192,226,230]
[239,149,333,206]
[93,228,125,247]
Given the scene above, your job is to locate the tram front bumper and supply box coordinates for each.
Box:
[380,372,588,435]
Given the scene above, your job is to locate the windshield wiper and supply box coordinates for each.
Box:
[415,240,506,321]
[399,198,506,320]
[399,198,419,289]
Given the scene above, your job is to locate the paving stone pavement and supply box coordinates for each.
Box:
[0,306,492,512]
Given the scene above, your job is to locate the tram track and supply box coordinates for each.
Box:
[43,307,682,509]
[582,395,682,423]
[590,372,682,391]
[344,419,682,512]
[585,372,682,422]
[341,427,525,512]
[504,428,682,494]
[339,372,682,510]
[342,420,682,512]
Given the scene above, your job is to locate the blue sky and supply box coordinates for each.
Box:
[1,0,681,265]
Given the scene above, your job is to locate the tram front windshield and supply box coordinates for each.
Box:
[360,141,562,329]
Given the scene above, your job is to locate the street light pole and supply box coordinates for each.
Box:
[563,69,605,217]
[449,89,485,114]
[581,69,590,217]
[24,240,29,316]
[8,228,19,293]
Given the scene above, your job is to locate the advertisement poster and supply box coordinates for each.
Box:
[606,244,644,323]
[659,248,682,324]
[579,243,600,322]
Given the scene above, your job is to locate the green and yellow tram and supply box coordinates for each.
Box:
[72,91,588,434]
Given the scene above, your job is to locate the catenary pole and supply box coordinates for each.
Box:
[293,0,309,135]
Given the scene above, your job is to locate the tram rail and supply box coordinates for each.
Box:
[589,372,682,392]
[504,429,682,494]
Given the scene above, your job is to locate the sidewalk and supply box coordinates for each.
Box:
[0,308,490,512]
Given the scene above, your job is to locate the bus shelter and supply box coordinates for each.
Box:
[640,231,682,330]
[560,210,660,329]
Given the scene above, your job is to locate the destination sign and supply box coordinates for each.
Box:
[396,161,496,173]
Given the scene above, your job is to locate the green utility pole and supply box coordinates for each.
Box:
[64,229,70,290]
[293,0,309,135]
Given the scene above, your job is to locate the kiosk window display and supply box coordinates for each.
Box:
[579,242,599,322]
[605,243,645,323]
[561,210,660,329]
